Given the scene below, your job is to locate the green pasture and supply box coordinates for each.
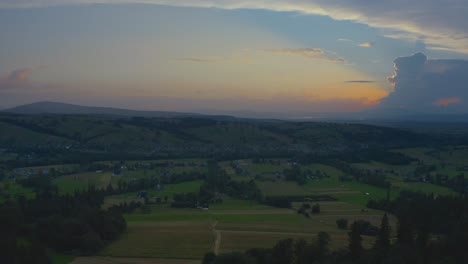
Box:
[53,172,112,194]
[101,199,393,259]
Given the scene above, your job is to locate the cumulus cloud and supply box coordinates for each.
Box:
[2,1,468,54]
[267,48,346,63]
[381,53,468,112]
[0,68,34,90]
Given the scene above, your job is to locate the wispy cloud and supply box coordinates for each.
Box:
[9,0,462,54]
[0,68,34,90]
[267,48,346,63]
[176,57,225,63]
[345,80,376,83]
[338,38,353,42]
[358,42,375,48]
[2,1,468,52]
[434,97,462,106]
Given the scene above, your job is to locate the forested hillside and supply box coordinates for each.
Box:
[0,113,454,167]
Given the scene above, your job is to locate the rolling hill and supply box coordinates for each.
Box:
[3,101,202,118]
[0,110,441,167]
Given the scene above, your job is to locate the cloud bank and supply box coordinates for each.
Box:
[1,0,468,54]
[381,53,468,112]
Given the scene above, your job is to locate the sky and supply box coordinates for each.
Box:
[0,1,468,116]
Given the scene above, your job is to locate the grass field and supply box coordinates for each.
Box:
[258,181,311,196]
[53,172,112,194]
[393,147,439,164]
[51,253,75,264]
[214,200,394,252]
[100,199,393,260]
[101,222,214,259]
[0,181,35,202]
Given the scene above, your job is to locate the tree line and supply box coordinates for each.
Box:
[1,180,126,264]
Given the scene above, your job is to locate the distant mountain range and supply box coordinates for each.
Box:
[3,101,206,118]
[2,101,468,124]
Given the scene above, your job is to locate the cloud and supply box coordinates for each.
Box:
[338,38,353,42]
[345,80,376,83]
[381,53,468,112]
[267,48,346,63]
[434,98,462,107]
[176,57,225,63]
[0,68,34,90]
[2,1,468,54]
[358,42,375,48]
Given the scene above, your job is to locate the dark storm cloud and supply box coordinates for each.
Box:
[381,53,468,112]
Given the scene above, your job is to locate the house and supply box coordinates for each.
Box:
[112,167,123,177]
[15,168,26,175]
[137,191,148,199]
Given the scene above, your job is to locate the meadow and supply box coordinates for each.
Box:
[100,199,392,260]
[53,172,112,195]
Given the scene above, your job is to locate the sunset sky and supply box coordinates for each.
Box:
[1,1,468,115]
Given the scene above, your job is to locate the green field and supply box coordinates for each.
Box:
[51,253,75,264]
[53,172,112,194]
[8,155,463,263]
[100,199,393,259]
[101,222,214,259]
[0,181,35,202]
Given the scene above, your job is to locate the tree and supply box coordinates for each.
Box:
[293,239,308,264]
[272,239,294,264]
[317,232,331,257]
[336,218,348,230]
[397,218,414,246]
[106,183,114,195]
[202,252,216,264]
[213,252,255,264]
[348,221,363,261]
[312,204,321,214]
[375,213,391,250]
[80,232,104,255]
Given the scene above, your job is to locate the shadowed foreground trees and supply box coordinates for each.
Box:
[0,184,126,264]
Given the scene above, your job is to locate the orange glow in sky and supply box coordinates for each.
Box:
[434,97,462,106]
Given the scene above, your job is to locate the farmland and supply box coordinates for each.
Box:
[1,114,468,263]
[3,154,461,262]
[88,154,461,261]
[100,200,392,260]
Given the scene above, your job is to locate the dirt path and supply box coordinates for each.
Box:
[211,220,221,255]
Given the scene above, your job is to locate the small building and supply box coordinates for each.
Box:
[137,191,148,199]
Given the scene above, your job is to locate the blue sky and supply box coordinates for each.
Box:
[0,1,467,115]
